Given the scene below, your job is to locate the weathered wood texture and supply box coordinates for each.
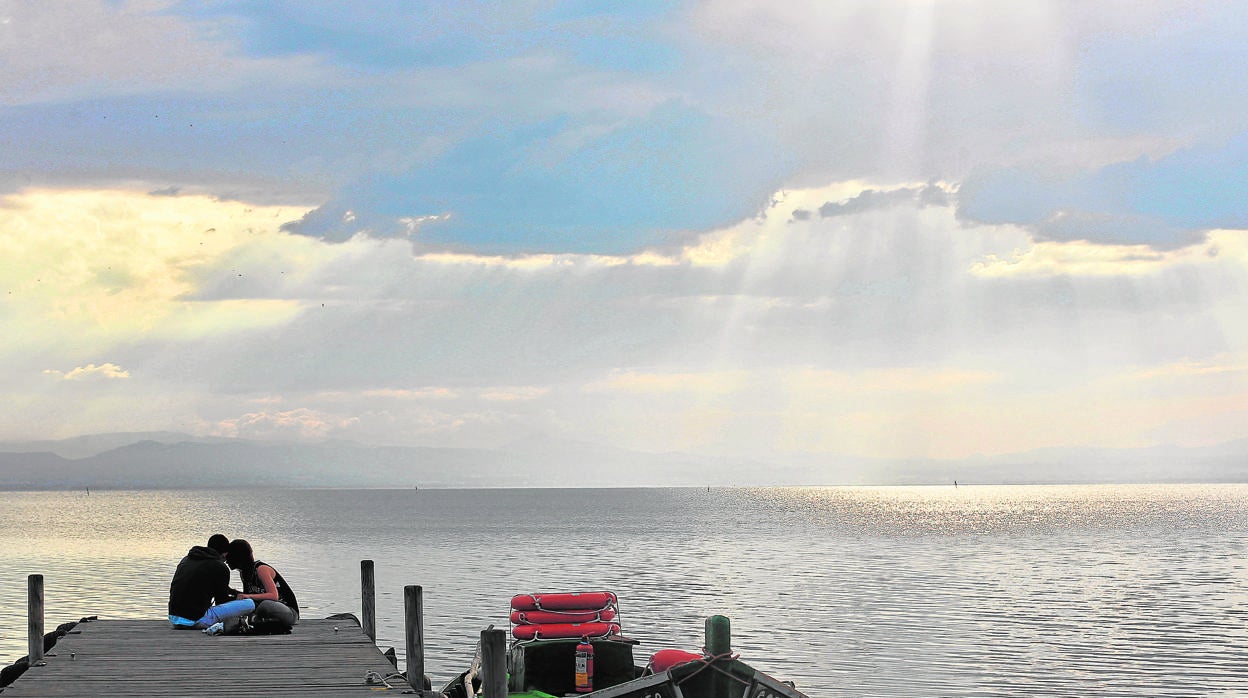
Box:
[480,629,507,698]
[360,560,376,642]
[26,575,43,665]
[3,618,411,696]
[404,585,425,690]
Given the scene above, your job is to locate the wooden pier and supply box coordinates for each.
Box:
[1,618,411,696]
[1,563,492,697]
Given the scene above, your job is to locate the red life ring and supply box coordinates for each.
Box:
[648,649,703,673]
[510,609,617,625]
[511,592,617,612]
[512,621,620,641]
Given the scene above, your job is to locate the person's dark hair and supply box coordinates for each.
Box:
[207,534,230,554]
[227,538,255,571]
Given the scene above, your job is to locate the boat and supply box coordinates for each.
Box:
[441,591,809,698]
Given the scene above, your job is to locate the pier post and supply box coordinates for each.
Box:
[361,560,376,642]
[404,585,426,690]
[28,574,44,664]
[705,615,731,697]
[481,628,507,698]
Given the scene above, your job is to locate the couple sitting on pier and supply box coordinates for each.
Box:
[167,534,300,635]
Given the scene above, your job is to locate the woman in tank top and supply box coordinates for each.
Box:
[226,538,300,631]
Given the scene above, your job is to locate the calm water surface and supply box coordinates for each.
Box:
[2,485,1248,696]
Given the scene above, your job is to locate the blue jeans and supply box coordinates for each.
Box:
[169,599,256,628]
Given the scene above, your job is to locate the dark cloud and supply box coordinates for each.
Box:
[918,184,949,208]
[147,185,182,197]
[1033,210,1202,248]
[957,133,1248,248]
[817,184,948,218]
[280,204,369,244]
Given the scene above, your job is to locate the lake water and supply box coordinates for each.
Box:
[2,485,1248,696]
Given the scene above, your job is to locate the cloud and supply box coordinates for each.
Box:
[10,1,1248,260]
[816,184,949,218]
[478,387,550,402]
[0,1,327,106]
[44,363,131,381]
[1073,3,1248,140]
[7,2,1248,468]
[968,234,1237,279]
[2,178,1246,460]
[1132,353,1248,380]
[1032,210,1195,249]
[0,188,315,354]
[583,370,749,395]
[210,179,1245,410]
[958,133,1248,249]
[214,408,356,440]
[686,2,1248,179]
[360,388,458,400]
[787,367,1001,396]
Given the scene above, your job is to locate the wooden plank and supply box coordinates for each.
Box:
[2,618,411,697]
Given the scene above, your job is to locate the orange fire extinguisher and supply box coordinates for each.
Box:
[575,637,594,693]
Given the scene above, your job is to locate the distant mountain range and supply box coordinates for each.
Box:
[0,432,777,489]
[0,432,1245,489]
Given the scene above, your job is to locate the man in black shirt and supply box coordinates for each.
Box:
[167,534,255,629]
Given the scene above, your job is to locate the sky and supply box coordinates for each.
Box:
[1,1,1246,472]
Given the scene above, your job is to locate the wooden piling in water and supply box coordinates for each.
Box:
[361,559,376,642]
[404,584,426,690]
[706,614,732,698]
[481,627,507,698]
[27,574,43,666]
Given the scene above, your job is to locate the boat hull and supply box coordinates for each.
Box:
[583,655,808,698]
